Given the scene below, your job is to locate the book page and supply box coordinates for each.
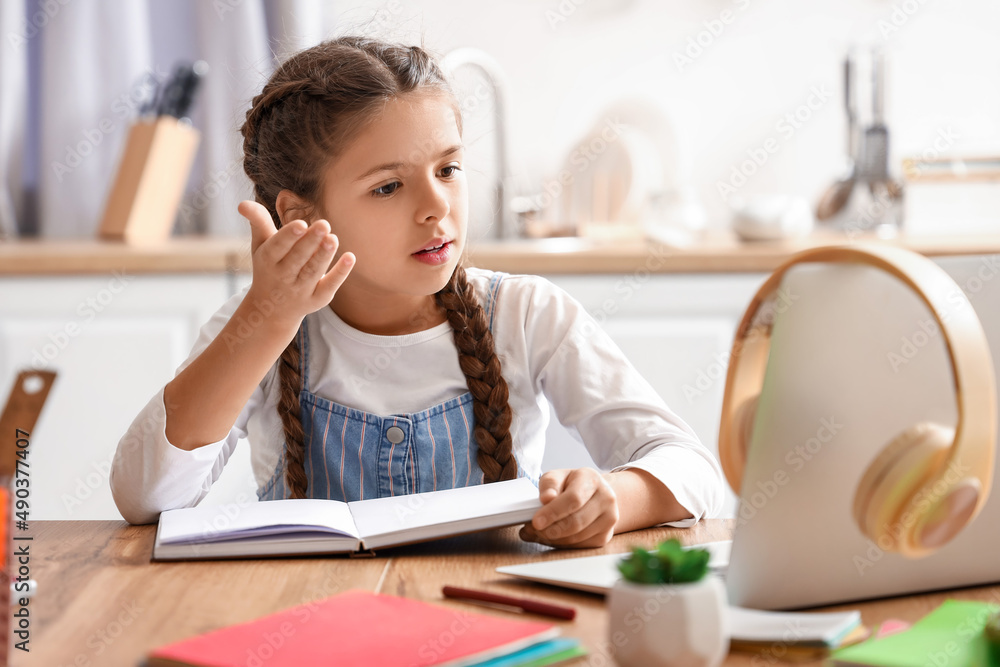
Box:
[152,531,365,561]
[348,478,541,548]
[158,498,359,545]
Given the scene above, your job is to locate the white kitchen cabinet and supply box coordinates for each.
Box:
[0,273,251,520]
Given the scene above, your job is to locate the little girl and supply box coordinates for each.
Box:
[110,36,724,548]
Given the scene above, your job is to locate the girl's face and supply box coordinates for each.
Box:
[318,91,467,306]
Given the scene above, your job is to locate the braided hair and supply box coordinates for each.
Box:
[240,37,516,498]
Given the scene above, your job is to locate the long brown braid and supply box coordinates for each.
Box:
[240,37,516,498]
[436,266,518,483]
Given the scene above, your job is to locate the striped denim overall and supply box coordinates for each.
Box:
[258,272,510,501]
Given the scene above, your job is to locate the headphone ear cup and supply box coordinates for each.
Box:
[852,422,955,553]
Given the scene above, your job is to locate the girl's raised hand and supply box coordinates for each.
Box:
[520,468,620,548]
[239,200,355,329]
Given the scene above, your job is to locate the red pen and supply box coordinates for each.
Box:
[442,585,577,620]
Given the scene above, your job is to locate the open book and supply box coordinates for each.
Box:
[153,478,542,561]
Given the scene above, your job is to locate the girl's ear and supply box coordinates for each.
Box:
[275,189,313,227]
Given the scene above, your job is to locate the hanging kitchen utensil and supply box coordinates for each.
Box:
[816,54,858,221]
[860,49,889,184]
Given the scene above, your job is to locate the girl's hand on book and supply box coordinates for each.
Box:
[520,468,618,548]
[239,200,355,329]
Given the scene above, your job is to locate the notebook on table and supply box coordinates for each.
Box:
[145,589,567,667]
[153,478,541,560]
[830,599,1000,666]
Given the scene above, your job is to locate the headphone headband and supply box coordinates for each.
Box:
[719,244,996,521]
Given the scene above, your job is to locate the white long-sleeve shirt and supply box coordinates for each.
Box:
[110,267,725,525]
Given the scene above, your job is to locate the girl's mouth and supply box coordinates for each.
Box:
[412,241,453,265]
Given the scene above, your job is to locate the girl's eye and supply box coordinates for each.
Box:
[371,166,460,197]
[371,182,400,198]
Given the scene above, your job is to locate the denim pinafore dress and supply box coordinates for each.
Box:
[258,272,512,501]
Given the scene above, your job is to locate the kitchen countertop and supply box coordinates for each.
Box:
[2,231,1000,276]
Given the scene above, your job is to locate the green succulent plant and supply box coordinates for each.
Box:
[616,538,711,585]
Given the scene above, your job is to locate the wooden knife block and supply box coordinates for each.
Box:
[98,117,200,244]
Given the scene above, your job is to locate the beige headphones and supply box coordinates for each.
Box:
[718,244,997,558]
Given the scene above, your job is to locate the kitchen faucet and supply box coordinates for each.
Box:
[439,48,515,240]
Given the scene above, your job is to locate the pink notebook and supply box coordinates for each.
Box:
[147,589,559,667]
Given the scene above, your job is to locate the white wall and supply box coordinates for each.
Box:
[328,0,1000,232]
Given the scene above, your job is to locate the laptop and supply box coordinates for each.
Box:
[499,253,1000,611]
[724,253,1000,610]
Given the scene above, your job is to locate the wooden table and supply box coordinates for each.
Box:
[14,520,1000,666]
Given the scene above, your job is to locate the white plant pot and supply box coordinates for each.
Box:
[607,575,729,667]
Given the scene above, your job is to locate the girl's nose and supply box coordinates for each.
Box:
[415,178,450,224]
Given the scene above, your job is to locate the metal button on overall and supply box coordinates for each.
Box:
[386,426,405,444]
